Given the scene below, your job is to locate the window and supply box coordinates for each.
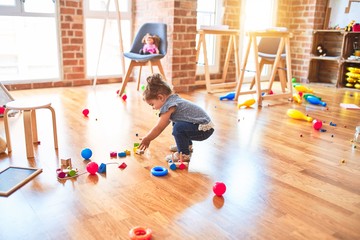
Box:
[196,0,223,74]
[239,0,278,81]
[0,0,59,83]
[84,0,131,78]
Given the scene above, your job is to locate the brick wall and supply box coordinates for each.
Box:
[5,0,328,92]
[277,0,327,82]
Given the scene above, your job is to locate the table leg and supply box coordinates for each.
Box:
[48,106,58,149]
[23,110,34,158]
[200,33,211,93]
[268,38,285,91]
[4,109,12,153]
[285,37,293,96]
[31,109,38,143]
[252,36,263,106]
[235,37,252,99]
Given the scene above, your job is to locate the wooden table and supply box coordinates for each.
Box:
[234,31,293,106]
[196,29,240,93]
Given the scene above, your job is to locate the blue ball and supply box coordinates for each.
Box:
[81,148,92,160]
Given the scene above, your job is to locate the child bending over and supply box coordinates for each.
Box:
[139,73,214,162]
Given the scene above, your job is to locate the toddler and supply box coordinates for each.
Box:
[139,73,214,162]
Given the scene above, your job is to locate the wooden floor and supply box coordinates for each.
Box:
[0,82,359,240]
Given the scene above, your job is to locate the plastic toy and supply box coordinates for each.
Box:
[168,161,177,170]
[213,181,226,196]
[303,93,321,101]
[168,160,188,170]
[287,109,313,122]
[151,166,168,177]
[312,119,322,130]
[306,96,327,106]
[110,151,117,158]
[345,20,356,32]
[118,152,126,157]
[219,92,235,101]
[56,168,79,180]
[139,33,160,55]
[86,162,99,175]
[129,226,152,240]
[98,163,106,173]
[294,85,313,93]
[81,148,92,160]
[292,94,302,104]
[237,98,255,108]
[121,94,127,101]
[119,162,127,169]
[82,108,89,117]
[329,121,337,126]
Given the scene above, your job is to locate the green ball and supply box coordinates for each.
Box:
[292,77,296,83]
[68,169,77,177]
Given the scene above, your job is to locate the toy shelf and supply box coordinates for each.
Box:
[308,30,360,88]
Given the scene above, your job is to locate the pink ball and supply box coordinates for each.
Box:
[86,162,99,175]
[213,181,226,196]
[312,119,322,130]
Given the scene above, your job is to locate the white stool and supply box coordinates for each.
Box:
[4,100,58,158]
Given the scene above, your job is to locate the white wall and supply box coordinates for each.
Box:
[328,1,360,28]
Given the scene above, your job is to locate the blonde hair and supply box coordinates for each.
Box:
[143,73,172,100]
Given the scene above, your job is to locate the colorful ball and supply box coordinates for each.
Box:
[82,108,89,117]
[213,181,226,196]
[57,171,66,178]
[81,148,92,160]
[86,162,99,175]
[68,169,77,177]
[312,119,322,130]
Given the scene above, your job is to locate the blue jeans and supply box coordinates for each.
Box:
[172,121,214,155]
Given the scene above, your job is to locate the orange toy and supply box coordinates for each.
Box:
[287,109,313,122]
[129,226,152,240]
[238,98,256,108]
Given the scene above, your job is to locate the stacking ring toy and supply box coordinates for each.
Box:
[129,226,152,240]
[151,166,168,177]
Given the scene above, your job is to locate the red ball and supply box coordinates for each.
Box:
[0,106,5,115]
[312,119,322,130]
[86,162,99,175]
[82,108,89,117]
[213,181,226,196]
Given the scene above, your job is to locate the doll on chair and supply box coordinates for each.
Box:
[139,33,160,55]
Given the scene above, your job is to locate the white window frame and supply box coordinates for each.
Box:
[83,0,132,78]
[0,0,61,84]
[196,0,224,75]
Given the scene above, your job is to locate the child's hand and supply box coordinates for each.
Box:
[139,136,150,151]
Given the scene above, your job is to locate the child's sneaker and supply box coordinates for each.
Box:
[165,152,191,162]
[169,145,193,152]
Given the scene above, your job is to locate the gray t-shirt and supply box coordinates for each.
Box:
[159,94,214,130]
